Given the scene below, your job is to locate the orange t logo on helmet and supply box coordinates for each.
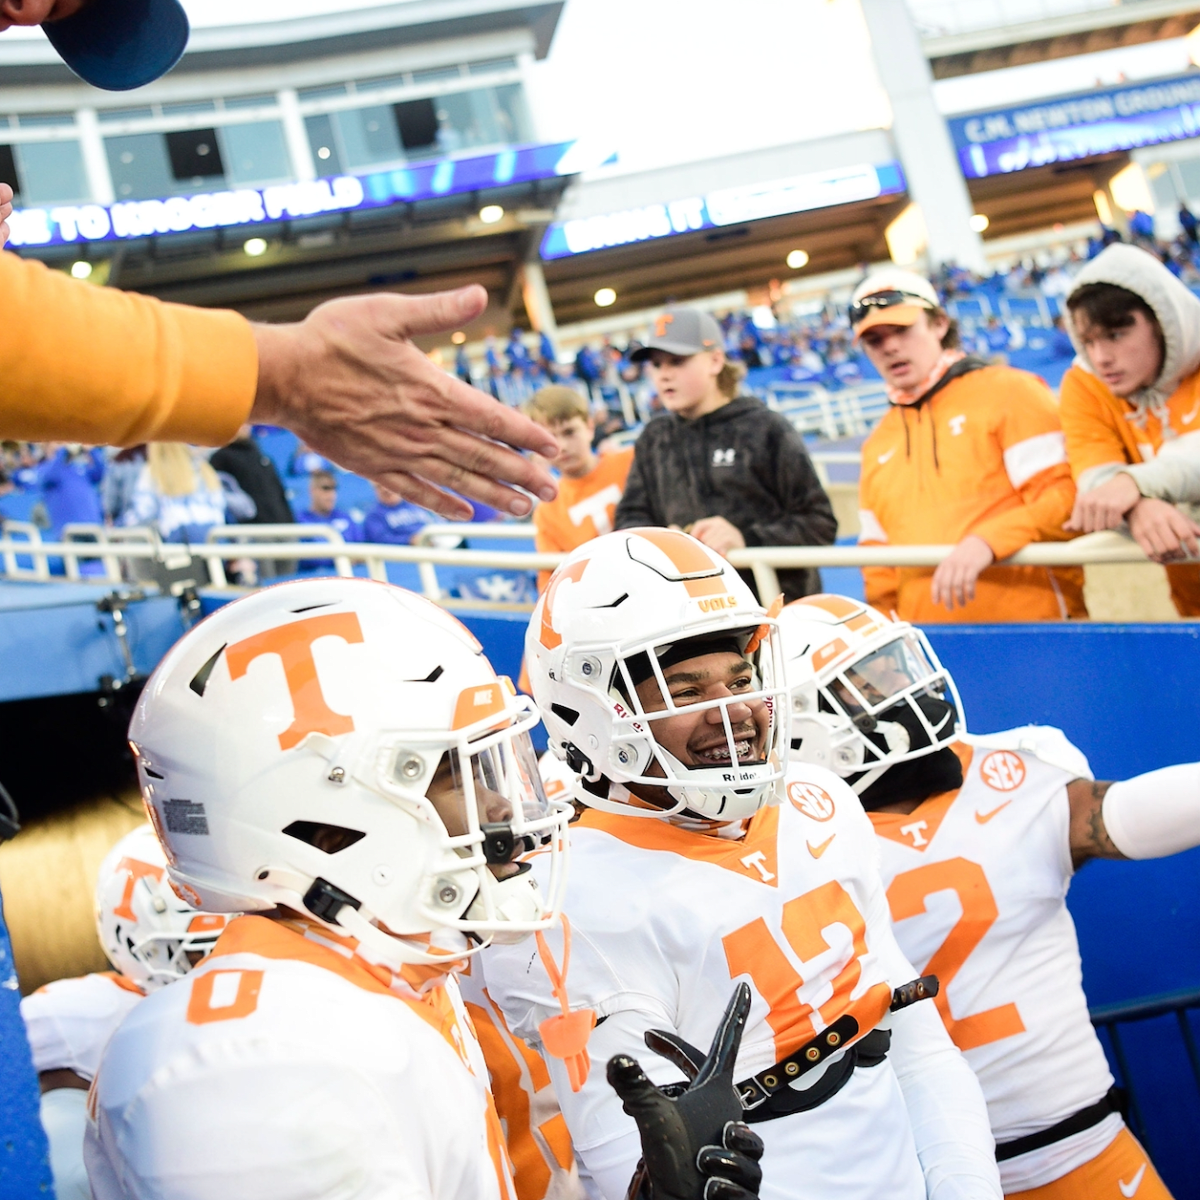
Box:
[113,857,164,921]
[226,612,365,750]
[539,559,590,650]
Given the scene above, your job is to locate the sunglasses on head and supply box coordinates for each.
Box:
[848,290,935,327]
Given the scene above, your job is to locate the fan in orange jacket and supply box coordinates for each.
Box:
[1059,244,1200,615]
[852,269,1084,623]
[523,386,634,593]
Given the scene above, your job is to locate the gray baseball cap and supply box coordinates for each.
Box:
[630,308,724,361]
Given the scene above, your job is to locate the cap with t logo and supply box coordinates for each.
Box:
[630,308,724,362]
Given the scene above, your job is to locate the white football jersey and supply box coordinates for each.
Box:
[21,972,144,1081]
[458,958,586,1200]
[869,730,1119,1191]
[484,762,930,1200]
[85,915,517,1200]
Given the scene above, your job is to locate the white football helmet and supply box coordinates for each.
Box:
[128,578,570,970]
[775,594,963,795]
[527,529,787,822]
[95,824,229,992]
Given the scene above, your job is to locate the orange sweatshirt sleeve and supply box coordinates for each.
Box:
[1,251,256,446]
[1058,365,1135,480]
[969,372,1077,561]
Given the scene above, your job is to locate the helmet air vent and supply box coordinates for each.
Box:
[283,821,367,855]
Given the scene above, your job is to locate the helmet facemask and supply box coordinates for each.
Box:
[791,627,962,795]
[115,911,226,991]
[571,624,788,822]
[312,691,571,968]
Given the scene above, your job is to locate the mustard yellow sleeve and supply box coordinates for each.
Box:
[0,251,257,446]
[1058,365,1134,479]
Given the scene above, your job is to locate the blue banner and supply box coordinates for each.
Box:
[948,72,1200,178]
[539,161,906,260]
[6,139,579,249]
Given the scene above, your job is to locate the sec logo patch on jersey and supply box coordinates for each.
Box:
[787,781,836,821]
[979,750,1026,792]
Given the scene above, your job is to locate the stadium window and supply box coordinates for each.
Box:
[355,73,410,94]
[105,132,177,199]
[394,98,438,153]
[165,128,226,181]
[220,120,292,186]
[98,107,154,125]
[467,57,518,75]
[1176,157,1200,202]
[332,105,402,171]
[14,111,75,128]
[492,84,533,144]
[221,94,278,111]
[304,113,344,175]
[298,83,348,102]
[411,65,463,84]
[0,144,20,200]
[160,100,216,117]
[14,140,88,204]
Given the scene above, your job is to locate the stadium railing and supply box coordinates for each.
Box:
[1089,989,1200,1156]
[0,523,1162,609]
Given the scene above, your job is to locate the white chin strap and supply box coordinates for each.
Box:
[656,746,770,821]
[464,870,547,945]
[333,901,474,971]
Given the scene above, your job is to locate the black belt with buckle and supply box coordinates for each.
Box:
[647,975,939,1124]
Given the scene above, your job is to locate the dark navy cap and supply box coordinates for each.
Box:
[43,0,189,92]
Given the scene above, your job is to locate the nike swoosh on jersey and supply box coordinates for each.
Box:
[975,801,1012,824]
[1182,402,1200,426]
[1119,1163,1147,1197]
[807,835,836,858]
[877,449,896,465]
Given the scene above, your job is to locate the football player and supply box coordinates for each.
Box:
[778,593,1199,1198]
[85,578,761,1200]
[483,529,1003,1200]
[21,824,229,1200]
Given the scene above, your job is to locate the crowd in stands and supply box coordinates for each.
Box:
[3,227,1198,618]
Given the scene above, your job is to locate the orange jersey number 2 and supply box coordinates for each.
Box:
[886,857,1025,1051]
[722,880,892,1062]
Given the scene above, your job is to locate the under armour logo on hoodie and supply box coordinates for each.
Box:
[712,448,736,467]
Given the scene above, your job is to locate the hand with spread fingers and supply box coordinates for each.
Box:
[250,285,560,520]
[607,983,764,1200]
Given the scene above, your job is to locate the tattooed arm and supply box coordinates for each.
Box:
[1067,779,1125,868]
[1069,765,1200,867]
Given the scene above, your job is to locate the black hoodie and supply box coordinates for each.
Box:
[614,396,836,601]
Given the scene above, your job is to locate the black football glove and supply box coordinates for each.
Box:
[607,983,764,1200]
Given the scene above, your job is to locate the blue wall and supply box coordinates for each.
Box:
[0,616,1197,1194]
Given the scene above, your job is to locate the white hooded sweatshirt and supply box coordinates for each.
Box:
[1065,243,1200,503]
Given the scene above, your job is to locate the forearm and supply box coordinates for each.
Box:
[1,253,255,446]
[1102,763,1200,859]
[542,1009,680,1200]
[972,469,1077,559]
[1122,458,1200,505]
[889,1003,1001,1200]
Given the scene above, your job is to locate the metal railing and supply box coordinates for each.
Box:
[0,523,1162,610]
[1090,988,1200,1155]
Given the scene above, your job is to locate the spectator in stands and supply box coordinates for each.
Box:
[362,484,434,545]
[20,443,104,536]
[1180,203,1199,246]
[852,268,1084,622]
[1061,244,1200,612]
[210,424,295,527]
[122,443,229,544]
[614,307,836,602]
[523,386,634,591]
[101,446,147,526]
[298,469,362,543]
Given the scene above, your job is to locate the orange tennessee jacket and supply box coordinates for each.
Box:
[859,365,1084,623]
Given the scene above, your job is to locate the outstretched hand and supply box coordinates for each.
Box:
[250,286,560,520]
[607,983,763,1200]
